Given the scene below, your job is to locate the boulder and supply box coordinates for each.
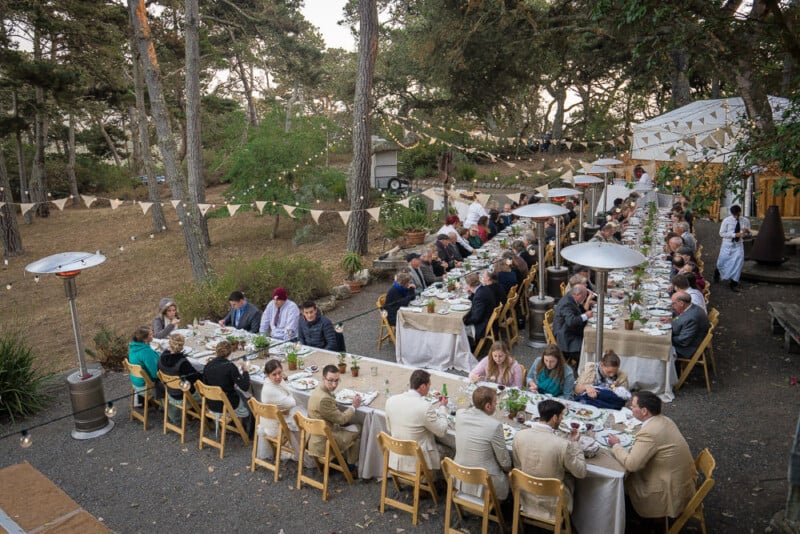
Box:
[331,284,352,300]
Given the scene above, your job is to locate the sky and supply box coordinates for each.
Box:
[301,0,355,51]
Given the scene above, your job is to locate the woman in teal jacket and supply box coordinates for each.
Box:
[128,326,160,395]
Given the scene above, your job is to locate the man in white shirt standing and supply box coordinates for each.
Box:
[464,193,488,228]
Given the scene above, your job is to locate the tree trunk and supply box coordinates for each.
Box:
[0,150,24,257]
[347,0,378,255]
[13,91,32,225]
[128,105,141,174]
[550,84,567,145]
[185,0,210,246]
[670,47,692,109]
[232,45,258,127]
[129,0,212,281]
[30,24,49,219]
[733,0,776,135]
[66,113,80,207]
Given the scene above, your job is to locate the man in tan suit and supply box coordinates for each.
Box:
[512,399,586,519]
[307,364,362,472]
[384,369,450,474]
[608,391,697,519]
[454,386,513,499]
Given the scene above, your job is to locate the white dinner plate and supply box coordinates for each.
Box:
[502,424,516,442]
[335,389,360,404]
[215,327,237,336]
[289,377,318,391]
[648,309,672,317]
[595,429,633,448]
[172,329,195,337]
[568,404,603,420]
[559,417,602,433]
[450,303,471,312]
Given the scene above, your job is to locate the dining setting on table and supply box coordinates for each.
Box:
[152,320,639,534]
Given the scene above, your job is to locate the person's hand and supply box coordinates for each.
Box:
[568,428,580,441]
[171,318,180,326]
[585,385,598,398]
[352,394,362,409]
[607,434,620,447]
[469,374,480,383]
[528,381,538,393]
[585,310,594,319]
[218,320,225,326]
[438,394,449,407]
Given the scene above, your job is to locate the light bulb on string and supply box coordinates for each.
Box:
[6,282,11,290]
[34,275,40,283]
[104,402,117,417]
[20,430,32,448]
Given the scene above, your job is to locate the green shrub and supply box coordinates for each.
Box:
[455,162,478,181]
[176,255,332,322]
[0,332,51,423]
[85,324,128,372]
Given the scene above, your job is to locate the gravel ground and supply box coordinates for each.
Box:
[1,218,798,533]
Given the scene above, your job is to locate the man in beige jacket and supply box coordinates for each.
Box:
[384,369,450,474]
[307,365,362,472]
[608,391,697,519]
[512,399,586,519]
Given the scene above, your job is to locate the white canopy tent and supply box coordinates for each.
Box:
[631,96,790,164]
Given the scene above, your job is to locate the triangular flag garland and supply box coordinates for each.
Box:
[52,197,69,210]
[227,204,240,217]
[310,209,323,224]
[81,195,96,208]
[139,201,152,215]
[421,188,438,201]
[110,199,124,210]
[255,201,266,214]
[367,207,381,222]
[283,204,296,218]
[197,203,212,216]
[338,210,351,225]
[0,202,5,210]
[170,200,181,210]
[20,203,35,216]
[397,198,410,207]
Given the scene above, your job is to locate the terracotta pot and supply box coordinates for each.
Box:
[508,411,517,420]
[287,361,298,370]
[405,231,426,245]
[345,279,363,294]
[351,367,360,377]
[624,319,634,330]
[426,304,436,313]
[338,363,347,374]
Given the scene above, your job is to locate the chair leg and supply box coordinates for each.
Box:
[412,477,420,525]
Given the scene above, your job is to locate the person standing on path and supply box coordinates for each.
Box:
[715,205,750,292]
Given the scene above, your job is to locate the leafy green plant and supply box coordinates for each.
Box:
[500,388,528,415]
[380,195,437,237]
[0,332,51,423]
[350,354,361,369]
[341,252,363,281]
[253,335,270,349]
[85,324,128,372]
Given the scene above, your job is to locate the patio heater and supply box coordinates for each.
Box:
[560,242,645,364]
[513,203,568,347]
[566,175,604,242]
[591,158,623,219]
[25,252,114,440]
[535,187,582,298]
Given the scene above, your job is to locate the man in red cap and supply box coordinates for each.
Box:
[259,287,300,341]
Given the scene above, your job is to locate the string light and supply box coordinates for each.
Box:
[34,275,39,283]
[5,282,11,290]
[104,402,117,417]
[19,430,32,448]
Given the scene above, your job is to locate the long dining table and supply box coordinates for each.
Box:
[174,324,633,534]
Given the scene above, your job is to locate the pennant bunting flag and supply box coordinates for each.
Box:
[674,152,690,165]
[653,132,661,140]
[310,209,323,224]
[709,111,717,119]
[21,203,35,216]
[0,202,5,210]
[476,193,492,206]
[255,201,266,214]
[367,207,381,222]
[170,200,181,210]
[684,137,697,149]
[52,197,69,210]
[139,201,152,215]
[685,121,693,130]
[283,204,296,218]
[338,210,351,225]
[110,199,124,210]
[421,188,438,201]
[227,204,240,217]
[197,203,211,216]
[535,185,549,199]
[81,195,96,208]
[397,198,410,207]
[565,141,573,150]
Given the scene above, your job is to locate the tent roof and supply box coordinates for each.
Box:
[631,96,790,163]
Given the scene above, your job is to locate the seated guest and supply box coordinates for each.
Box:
[259,287,300,340]
[544,217,557,243]
[455,386,513,499]
[483,269,508,305]
[514,237,536,269]
[308,364,362,473]
[671,273,706,313]
[258,359,305,461]
[219,290,262,333]
[297,300,338,351]
[526,344,575,398]
[488,209,503,237]
[437,214,474,255]
[152,297,180,339]
[570,264,595,292]
[676,222,696,253]
[448,232,466,263]
[512,399,586,519]
[406,253,428,291]
[158,333,199,423]
[384,272,416,327]
[128,325,162,402]
[435,234,461,271]
[607,391,697,520]
[467,226,484,250]
[463,272,500,346]
[385,369,451,474]
[554,283,594,365]
[493,259,517,294]
[573,350,629,409]
[590,220,620,243]
[500,203,514,228]
[664,234,683,259]
[203,339,252,435]
[671,290,710,359]
[475,215,490,242]
[468,340,523,388]
[419,248,445,285]
[503,249,529,282]
[564,201,577,223]
[456,228,473,258]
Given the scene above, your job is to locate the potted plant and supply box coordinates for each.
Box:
[500,388,528,420]
[252,335,270,357]
[286,349,298,370]
[337,352,347,374]
[341,252,364,293]
[350,354,361,377]
[426,299,436,313]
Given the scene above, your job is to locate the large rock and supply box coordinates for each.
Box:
[331,284,352,300]
[317,295,337,312]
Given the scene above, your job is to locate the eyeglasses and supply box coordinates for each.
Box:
[324,377,340,383]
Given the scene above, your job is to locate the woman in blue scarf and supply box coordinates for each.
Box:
[383,271,416,326]
[526,344,575,399]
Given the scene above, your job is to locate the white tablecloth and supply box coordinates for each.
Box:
[396,310,477,373]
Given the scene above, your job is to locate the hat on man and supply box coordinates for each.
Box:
[677,246,693,256]
[406,252,421,262]
[437,233,450,241]
[272,287,288,301]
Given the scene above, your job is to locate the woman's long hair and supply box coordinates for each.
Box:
[536,344,566,385]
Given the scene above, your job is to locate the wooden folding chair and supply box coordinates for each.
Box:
[195,380,250,459]
[123,359,162,431]
[518,268,536,322]
[499,286,521,347]
[248,398,298,482]
[543,243,555,269]
[157,370,201,443]
[667,448,716,534]
[675,325,715,392]
[543,309,557,346]
[474,303,504,358]
[703,282,711,305]
[441,457,506,534]
[509,469,571,534]
[560,281,567,297]
[377,294,396,349]
[706,307,719,375]
[376,432,438,525]
[294,412,354,501]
